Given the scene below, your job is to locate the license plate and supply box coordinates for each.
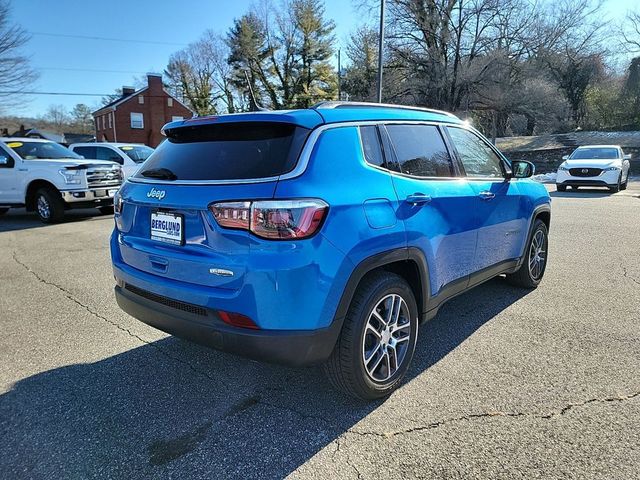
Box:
[151,211,184,245]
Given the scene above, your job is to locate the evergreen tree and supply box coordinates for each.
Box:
[292,0,336,107]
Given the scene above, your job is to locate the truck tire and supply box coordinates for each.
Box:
[98,206,114,215]
[323,271,419,400]
[35,187,65,224]
[0,208,8,216]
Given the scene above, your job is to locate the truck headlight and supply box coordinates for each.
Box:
[58,168,82,185]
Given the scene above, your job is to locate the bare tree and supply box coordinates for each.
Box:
[0,0,37,113]
[42,104,69,131]
[621,9,640,53]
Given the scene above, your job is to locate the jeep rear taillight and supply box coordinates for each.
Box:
[209,199,328,240]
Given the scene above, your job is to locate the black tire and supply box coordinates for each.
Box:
[323,271,419,400]
[556,184,567,192]
[34,187,65,224]
[621,172,628,190]
[609,173,621,193]
[0,207,9,216]
[506,219,549,289]
[98,206,114,215]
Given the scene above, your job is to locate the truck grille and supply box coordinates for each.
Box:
[569,168,602,177]
[86,166,122,187]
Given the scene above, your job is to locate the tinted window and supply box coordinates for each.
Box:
[8,141,81,160]
[120,145,154,163]
[73,146,96,159]
[447,127,504,178]
[95,147,123,164]
[136,122,309,181]
[360,126,384,167]
[0,144,14,168]
[570,148,619,160]
[386,124,453,177]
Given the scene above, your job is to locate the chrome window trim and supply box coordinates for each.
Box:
[128,119,462,186]
[356,121,467,182]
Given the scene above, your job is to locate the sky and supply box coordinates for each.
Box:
[6,0,639,117]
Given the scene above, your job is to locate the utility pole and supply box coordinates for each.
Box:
[376,0,386,103]
[337,49,341,101]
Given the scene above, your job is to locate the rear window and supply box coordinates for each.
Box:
[135,122,309,181]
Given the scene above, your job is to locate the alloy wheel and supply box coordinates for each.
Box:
[37,195,51,220]
[528,229,546,280]
[362,293,413,382]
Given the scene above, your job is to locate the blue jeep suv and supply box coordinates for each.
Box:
[111,102,551,399]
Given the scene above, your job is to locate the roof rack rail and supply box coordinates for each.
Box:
[311,101,457,118]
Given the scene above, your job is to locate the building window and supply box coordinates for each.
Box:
[138,95,144,104]
[101,116,105,129]
[95,119,99,131]
[172,116,183,122]
[130,112,144,129]
[108,113,112,129]
[167,98,173,107]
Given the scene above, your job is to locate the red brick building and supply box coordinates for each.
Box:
[93,74,193,147]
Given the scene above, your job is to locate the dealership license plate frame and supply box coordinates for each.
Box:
[150,210,184,246]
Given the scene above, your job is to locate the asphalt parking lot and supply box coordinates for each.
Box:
[1,184,639,479]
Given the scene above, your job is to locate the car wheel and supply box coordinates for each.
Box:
[35,187,65,224]
[323,271,419,400]
[556,184,567,192]
[99,206,115,215]
[621,172,628,190]
[609,173,622,193]
[506,219,549,289]
[0,207,9,216]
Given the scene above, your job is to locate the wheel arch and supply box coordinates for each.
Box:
[25,180,60,211]
[517,203,551,268]
[333,248,430,325]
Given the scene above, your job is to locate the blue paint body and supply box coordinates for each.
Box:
[112,104,550,339]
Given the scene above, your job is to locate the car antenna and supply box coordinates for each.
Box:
[244,70,269,112]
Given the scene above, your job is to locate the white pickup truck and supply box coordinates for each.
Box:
[0,137,123,223]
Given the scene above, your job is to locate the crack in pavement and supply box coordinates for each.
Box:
[621,264,640,286]
[346,390,640,439]
[10,252,640,466]
[11,252,220,383]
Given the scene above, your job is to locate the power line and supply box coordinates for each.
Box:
[0,90,206,100]
[38,67,149,75]
[30,31,187,47]
[0,91,110,97]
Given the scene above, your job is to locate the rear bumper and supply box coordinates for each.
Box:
[114,284,342,366]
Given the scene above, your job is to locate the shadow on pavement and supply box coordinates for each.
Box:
[549,188,615,198]
[0,208,108,233]
[0,277,531,479]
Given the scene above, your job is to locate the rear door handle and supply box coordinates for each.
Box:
[478,191,496,200]
[406,193,432,205]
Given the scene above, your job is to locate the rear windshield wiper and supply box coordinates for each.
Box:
[141,168,178,180]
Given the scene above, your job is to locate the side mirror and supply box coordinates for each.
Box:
[562,155,569,161]
[511,160,535,179]
[624,154,632,160]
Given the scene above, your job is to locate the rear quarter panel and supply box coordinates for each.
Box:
[275,126,407,324]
